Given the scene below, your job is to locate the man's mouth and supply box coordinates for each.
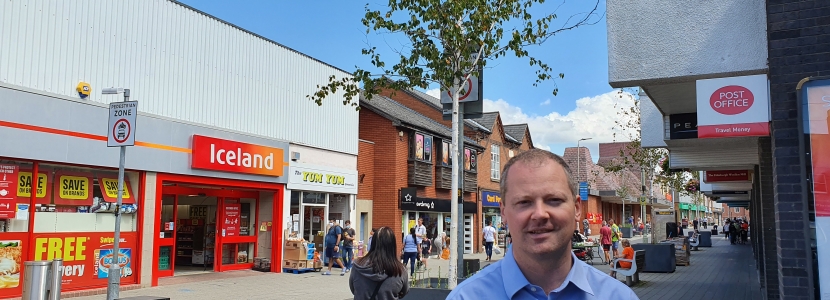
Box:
[527,228,553,235]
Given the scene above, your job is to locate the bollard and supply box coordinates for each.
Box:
[48,259,63,300]
[22,261,51,300]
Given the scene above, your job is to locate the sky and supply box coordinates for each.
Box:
[177,0,634,161]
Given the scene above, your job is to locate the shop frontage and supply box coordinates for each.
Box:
[287,162,357,257]
[400,188,476,254]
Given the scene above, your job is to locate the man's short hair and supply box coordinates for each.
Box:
[344,220,351,225]
[499,149,577,200]
[485,220,492,226]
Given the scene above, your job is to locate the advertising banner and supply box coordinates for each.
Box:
[704,170,751,183]
[52,171,94,206]
[30,232,137,290]
[95,174,134,204]
[800,79,830,299]
[696,74,770,138]
[0,165,19,218]
[586,213,603,224]
[16,169,51,204]
[481,191,501,207]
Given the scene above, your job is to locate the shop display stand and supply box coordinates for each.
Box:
[176,220,197,266]
[177,219,215,269]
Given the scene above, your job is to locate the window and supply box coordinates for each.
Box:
[490,145,500,180]
[734,208,740,213]
[439,140,453,167]
[410,132,433,163]
[464,148,477,172]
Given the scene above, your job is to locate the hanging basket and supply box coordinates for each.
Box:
[684,179,700,194]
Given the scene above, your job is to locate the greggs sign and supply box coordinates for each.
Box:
[191,135,285,177]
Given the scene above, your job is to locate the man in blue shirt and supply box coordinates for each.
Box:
[323,219,346,276]
[448,149,639,299]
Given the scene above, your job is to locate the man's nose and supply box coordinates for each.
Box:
[529,200,550,220]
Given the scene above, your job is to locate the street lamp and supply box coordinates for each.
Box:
[101,87,130,300]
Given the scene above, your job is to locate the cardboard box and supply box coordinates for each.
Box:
[284,246,314,261]
[284,240,305,249]
[283,259,310,269]
[313,260,322,269]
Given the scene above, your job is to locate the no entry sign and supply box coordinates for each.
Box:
[107,101,138,147]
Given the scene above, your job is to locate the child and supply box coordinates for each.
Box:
[610,239,634,278]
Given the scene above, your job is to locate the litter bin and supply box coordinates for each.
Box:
[22,259,63,300]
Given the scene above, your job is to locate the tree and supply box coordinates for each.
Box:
[307,0,601,288]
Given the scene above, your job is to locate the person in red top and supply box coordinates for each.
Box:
[599,220,613,263]
[610,239,634,278]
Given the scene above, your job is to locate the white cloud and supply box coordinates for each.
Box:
[424,88,637,162]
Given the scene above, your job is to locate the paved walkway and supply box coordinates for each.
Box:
[68,234,761,300]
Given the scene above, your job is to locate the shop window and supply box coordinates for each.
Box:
[0,159,33,233]
[329,194,349,224]
[490,145,500,180]
[464,148,477,173]
[33,163,139,233]
[410,132,433,163]
[302,192,326,205]
[239,198,256,237]
[439,140,453,167]
[222,242,254,265]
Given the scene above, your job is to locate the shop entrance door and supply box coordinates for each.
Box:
[301,204,327,246]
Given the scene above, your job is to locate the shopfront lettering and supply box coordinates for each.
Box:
[99,237,126,244]
[486,194,501,204]
[301,172,346,185]
[59,176,89,199]
[210,144,274,170]
[415,201,435,209]
[34,237,88,262]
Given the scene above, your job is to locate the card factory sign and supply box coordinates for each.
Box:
[288,163,357,194]
[696,74,770,138]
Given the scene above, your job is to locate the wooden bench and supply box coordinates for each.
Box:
[610,250,646,286]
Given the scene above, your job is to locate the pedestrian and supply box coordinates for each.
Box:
[402,228,419,276]
[432,232,444,259]
[367,228,376,254]
[349,227,410,300]
[600,221,612,263]
[341,220,356,272]
[419,233,432,269]
[323,219,347,276]
[447,149,638,299]
[693,218,699,232]
[482,220,497,261]
[414,218,426,266]
[582,218,590,237]
[610,219,621,257]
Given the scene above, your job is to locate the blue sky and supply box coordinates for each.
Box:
[178,0,634,160]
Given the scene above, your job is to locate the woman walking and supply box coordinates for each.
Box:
[349,227,410,300]
[402,228,419,276]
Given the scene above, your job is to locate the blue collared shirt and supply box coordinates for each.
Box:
[447,248,639,300]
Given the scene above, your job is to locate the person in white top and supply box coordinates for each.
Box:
[414,218,427,268]
[482,220,497,261]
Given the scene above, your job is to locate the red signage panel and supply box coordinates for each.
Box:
[52,171,94,206]
[30,232,138,290]
[221,201,241,237]
[191,135,285,177]
[698,122,770,138]
[0,165,19,218]
[704,170,751,182]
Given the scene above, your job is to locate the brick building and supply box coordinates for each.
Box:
[722,203,750,222]
[357,94,483,255]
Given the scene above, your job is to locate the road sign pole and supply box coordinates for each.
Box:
[106,90,130,300]
[456,102,465,282]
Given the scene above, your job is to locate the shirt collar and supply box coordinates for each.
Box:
[500,249,595,298]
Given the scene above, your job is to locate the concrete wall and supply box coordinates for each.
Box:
[607,0,768,87]
[639,92,667,148]
[139,172,157,287]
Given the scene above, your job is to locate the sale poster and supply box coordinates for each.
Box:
[52,171,93,206]
[30,232,137,290]
[95,174,134,204]
[0,165,19,219]
[16,170,51,204]
[222,202,240,237]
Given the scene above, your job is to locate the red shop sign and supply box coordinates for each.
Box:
[704,170,750,182]
[16,169,51,205]
[0,165,19,218]
[53,171,94,206]
[30,232,138,291]
[191,135,285,177]
[221,201,241,237]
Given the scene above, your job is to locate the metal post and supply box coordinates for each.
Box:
[456,102,465,281]
[107,90,129,300]
[23,261,50,300]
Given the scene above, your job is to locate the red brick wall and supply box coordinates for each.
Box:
[722,203,750,221]
[357,140,375,200]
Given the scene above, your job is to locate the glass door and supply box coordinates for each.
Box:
[216,197,258,271]
[156,195,177,278]
[301,204,327,250]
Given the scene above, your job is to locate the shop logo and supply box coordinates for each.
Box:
[710,85,754,115]
[191,135,285,177]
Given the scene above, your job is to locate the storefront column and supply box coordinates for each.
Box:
[140,172,158,287]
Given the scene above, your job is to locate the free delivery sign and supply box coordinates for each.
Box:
[696,74,770,138]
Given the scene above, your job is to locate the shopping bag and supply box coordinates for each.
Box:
[494,247,502,255]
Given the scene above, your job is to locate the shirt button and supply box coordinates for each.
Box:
[531,287,537,292]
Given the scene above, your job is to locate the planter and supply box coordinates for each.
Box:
[463,259,480,276]
[632,243,676,273]
[620,227,632,238]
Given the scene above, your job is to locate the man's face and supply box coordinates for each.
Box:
[418,219,423,225]
[501,160,581,259]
